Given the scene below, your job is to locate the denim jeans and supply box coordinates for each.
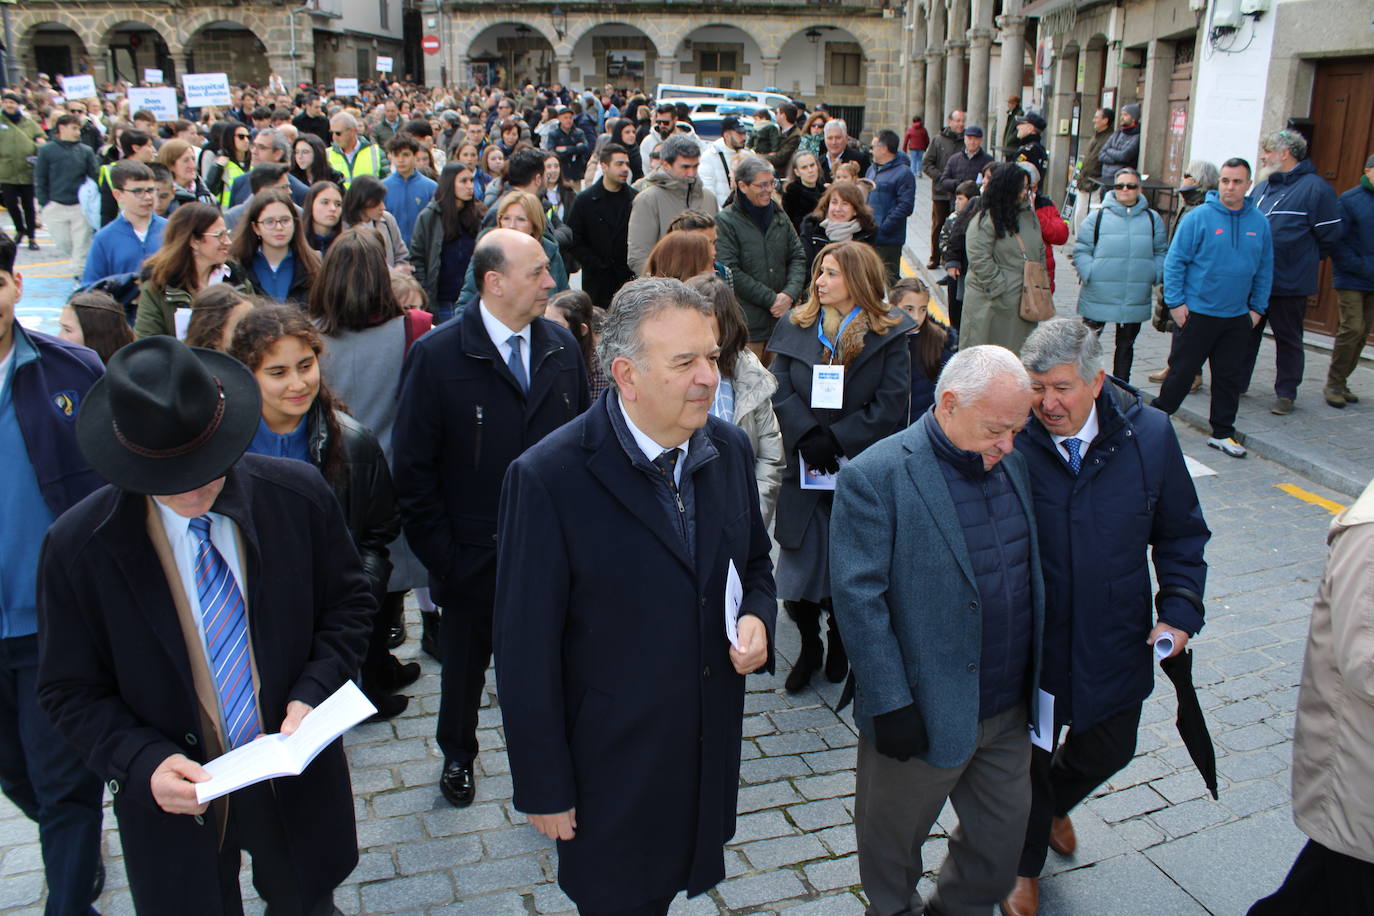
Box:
[909,149,925,177]
[0,635,104,915]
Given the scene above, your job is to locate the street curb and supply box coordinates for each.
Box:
[901,242,1371,500]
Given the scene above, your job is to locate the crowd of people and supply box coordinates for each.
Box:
[0,69,1372,916]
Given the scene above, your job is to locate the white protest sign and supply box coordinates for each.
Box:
[144,68,164,84]
[128,87,178,121]
[61,74,97,100]
[181,72,232,108]
[377,56,393,74]
[334,77,359,97]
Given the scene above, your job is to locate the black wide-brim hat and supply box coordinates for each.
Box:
[77,336,261,495]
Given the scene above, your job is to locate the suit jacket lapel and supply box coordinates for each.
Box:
[903,429,977,589]
[526,318,568,415]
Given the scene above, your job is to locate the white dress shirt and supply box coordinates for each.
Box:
[618,397,690,488]
[1050,403,1100,464]
[478,299,531,381]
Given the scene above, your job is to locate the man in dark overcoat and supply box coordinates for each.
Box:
[1003,319,1209,916]
[493,277,776,916]
[392,227,590,808]
[35,336,375,914]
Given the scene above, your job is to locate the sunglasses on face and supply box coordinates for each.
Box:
[235,133,249,140]
[1115,183,1139,190]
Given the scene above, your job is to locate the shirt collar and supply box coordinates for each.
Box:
[153,499,197,543]
[1050,402,1099,449]
[617,392,691,467]
[478,299,530,351]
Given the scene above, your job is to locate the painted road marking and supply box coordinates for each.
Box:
[1274,483,1345,515]
[1183,454,1217,479]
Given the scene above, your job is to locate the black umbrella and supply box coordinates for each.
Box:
[1155,585,1219,800]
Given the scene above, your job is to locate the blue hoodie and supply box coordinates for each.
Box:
[1163,190,1273,319]
[382,169,437,245]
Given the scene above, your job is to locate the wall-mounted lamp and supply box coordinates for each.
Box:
[551,6,567,41]
[805,28,823,44]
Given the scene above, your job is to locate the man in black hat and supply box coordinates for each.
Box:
[0,229,106,914]
[35,336,375,915]
[1010,111,1049,180]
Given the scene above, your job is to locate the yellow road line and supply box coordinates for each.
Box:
[1274,483,1346,515]
[16,259,72,269]
[898,254,950,325]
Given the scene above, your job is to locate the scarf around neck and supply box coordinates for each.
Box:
[821,217,861,242]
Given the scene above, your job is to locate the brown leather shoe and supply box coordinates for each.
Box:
[1001,876,1039,916]
[1049,814,1077,855]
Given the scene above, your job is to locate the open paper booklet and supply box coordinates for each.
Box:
[195,680,377,804]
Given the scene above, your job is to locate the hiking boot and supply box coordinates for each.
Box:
[1324,386,1348,408]
[1207,436,1247,458]
[1270,397,1295,415]
[1343,388,1360,404]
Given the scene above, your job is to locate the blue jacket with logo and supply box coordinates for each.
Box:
[0,325,104,638]
[1163,191,1273,318]
[1251,158,1343,297]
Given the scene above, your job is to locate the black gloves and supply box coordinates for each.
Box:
[873,702,928,762]
[797,427,843,475]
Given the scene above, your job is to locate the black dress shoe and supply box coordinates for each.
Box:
[440,759,476,807]
[365,691,408,721]
[369,656,420,691]
[420,610,442,661]
[386,622,405,649]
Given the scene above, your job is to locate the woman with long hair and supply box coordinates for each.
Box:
[888,276,956,423]
[689,273,785,527]
[643,231,714,281]
[452,141,487,199]
[184,284,257,351]
[456,190,570,309]
[291,133,345,189]
[157,138,216,213]
[782,149,824,230]
[311,229,435,663]
[961,161,1047,354]
[57,290,134,363]
[478,144,507,207]
[206,119,251,206]
[228,304,417,719]
[542,152,575,223]
[765,240,913,691]
[228,187,323,304]
[798,181,877,273]
[543,288,609,398]
[342,174,409,270]
[302,180,345,255]
[133,202,255,339]
[408,161,486,323]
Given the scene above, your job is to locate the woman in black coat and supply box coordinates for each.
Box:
[228,304,417,719]
[797,182,877,274]
[767,240,914,692]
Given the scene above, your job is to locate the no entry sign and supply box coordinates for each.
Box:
[421,35,440,55]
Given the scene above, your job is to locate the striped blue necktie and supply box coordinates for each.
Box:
[189,516,260,749]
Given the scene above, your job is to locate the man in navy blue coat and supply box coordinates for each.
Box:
[493,277,775,916]
[393,228,590,809]
[1004,319,1210,916]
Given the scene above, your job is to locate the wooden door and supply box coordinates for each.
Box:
[1307,56,1374,335]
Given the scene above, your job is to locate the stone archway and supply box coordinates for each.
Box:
[672,24,765,93]
[777,25,870,123]
[20,18,97,79]
[99,20,175,83]
[463,22,557,89]
[568,23,659,92]
[186,20,270,85]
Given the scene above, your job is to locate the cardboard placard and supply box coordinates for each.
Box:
[60,74,97,100]
[144,68,164,84]
[128,87,178,121]
[377,57,393,74]
[334,77,359,97]
[181,72,232,108]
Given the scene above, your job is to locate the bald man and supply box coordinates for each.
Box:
[391,229,591,809]
[327,112,388,186]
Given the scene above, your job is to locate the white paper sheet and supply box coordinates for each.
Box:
[799,454,849,490]
[725,559,743,650]
[1154,633,1175,660]
[1030,689,1055,751]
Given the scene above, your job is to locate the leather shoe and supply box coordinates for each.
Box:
[1001,876,1039,916]
[1049,814,1077,856]
[440,759,476,807]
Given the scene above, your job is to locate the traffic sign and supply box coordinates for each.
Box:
[421,35,440,55]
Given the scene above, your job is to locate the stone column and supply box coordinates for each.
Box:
[168,51,190,83]
[966,29,993,132]
[943,0,970,119]
[924,0,946,125]
[907,10,928,120]
[556,55,573,88]
[762,56,780,90]
[655,56,674,93]
[995,13,1027,150]
[1138,38,1174,185]
[1045,43,1078,198]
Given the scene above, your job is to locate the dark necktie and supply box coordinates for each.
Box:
[653,448,682,493]
[506,334,529,393]
[1064,437,1083,475]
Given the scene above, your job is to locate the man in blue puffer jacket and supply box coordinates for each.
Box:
[1324,153,1374,407]
[1248,130,1343,415]
[1006,317,1209,915]
[865,129,915,284]
[1151,157,1272,458]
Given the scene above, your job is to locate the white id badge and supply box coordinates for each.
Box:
[811,364,845,409]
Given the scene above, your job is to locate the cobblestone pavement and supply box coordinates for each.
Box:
[1,198,1364,915]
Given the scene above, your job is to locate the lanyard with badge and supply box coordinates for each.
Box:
[811,306,858,410]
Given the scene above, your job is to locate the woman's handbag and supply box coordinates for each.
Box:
[1015,233,1056,322]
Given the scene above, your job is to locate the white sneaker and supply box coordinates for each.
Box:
[1207,436,1247,458]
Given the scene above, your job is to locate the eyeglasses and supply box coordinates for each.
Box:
[1114,183,1140,190]
[122,187,158,197]
[749,180,778,191]
[256,216,293,229]
[200,229,231,240]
